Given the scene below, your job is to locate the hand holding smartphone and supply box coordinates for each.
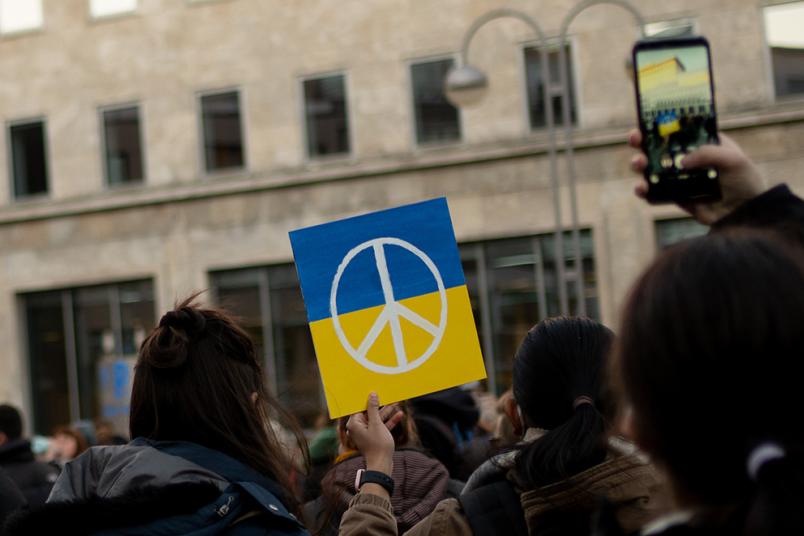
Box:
[632,36,721,203]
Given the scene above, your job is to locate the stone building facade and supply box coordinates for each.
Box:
[1,0,802,433]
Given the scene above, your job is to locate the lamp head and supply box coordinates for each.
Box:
[445,64,488,108]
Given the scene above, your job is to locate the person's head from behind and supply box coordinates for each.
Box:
[130,295,305,505]
[49,426,89,462]
[509,316,615,488]
[616,232,804,532]
[0,404,23,446]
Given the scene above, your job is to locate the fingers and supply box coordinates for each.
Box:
[365,392,381,425]
[630,154,647,173]
[378,403,399,423]
[628,129,642,149]
[680,137,748,171]
[633,181,648,200]
[385,411,404,433]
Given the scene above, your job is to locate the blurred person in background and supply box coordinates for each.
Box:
[485,389,517,452]
[304,402,451,536]
[339,316,668,535]
[411,387,490,482]
[609,231,804,535]
[302,414,339,503]
[0,404,59,508]
[44,426,89,468]
[94,419,127,446]
[5,297,310,535]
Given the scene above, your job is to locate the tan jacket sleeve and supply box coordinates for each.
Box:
[338,493,472,536]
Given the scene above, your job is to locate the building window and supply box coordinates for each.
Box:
[89,0,136,18]
[461,230,598,395]
[210,265,321,428]
[303,74,350,158]
[0,0,42,34]
[411,58,461,144]
[655,217,707,249]
[9,120,48,199]
[644,18,696,39]
[22,280,155,435]
[764,2,804,98]
[524,44,577,129]
[102,106,144,186]
[200,90,244,172]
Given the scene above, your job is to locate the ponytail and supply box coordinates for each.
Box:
[509,317,614,489]
[513,401,607,488]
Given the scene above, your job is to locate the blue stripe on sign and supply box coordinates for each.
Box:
[289,197,465,322]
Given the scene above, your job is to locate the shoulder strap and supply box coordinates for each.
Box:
[459,479,528,536]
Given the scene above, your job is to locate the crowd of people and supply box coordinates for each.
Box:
[0,129,802,535]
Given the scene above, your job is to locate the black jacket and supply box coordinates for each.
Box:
[0,468,26,532]
[711,184,804,246]
[5,438,308,535]
[0,439,58,507]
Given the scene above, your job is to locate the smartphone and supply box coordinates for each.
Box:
[632,36,721,203]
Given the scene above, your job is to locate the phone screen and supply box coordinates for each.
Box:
[634,40,720,202]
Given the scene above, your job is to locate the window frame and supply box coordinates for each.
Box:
[208,264,326,429]
[196,87,248,176]
[519,36,582,132]
[6,116,50,201]
[459,230,599,395]
[0,0,44,37]
[98,102,147,188]
[87,0,139,21]
[298,69,354,162]
[761,1,804,102]
[407,53,464,148]
[19,279,156,435]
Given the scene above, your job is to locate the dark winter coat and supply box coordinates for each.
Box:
[0,438,58,507]
[4,438,308,535]
[0,467,26,530]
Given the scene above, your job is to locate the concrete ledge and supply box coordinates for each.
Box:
[2,102,804,225]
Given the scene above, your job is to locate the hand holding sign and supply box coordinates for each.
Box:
[289,198,487,418]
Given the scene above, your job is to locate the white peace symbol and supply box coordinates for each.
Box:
[329,237,448,375]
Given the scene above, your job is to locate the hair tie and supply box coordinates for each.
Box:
[747,442,785,481]
[572,395,595,410]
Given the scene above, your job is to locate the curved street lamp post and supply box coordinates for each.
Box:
[447,1,645,318]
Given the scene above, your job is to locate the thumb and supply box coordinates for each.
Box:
[681,143,737,171]
[366,392,381,426]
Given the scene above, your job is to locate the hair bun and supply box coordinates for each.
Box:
[145,306,208,369]
[158,307,207,337]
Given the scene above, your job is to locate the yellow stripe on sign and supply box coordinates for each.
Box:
[310,285,487,418]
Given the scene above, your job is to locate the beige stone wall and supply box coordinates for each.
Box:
[1,0,803,414]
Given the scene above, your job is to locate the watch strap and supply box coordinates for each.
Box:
[355,468,395,496]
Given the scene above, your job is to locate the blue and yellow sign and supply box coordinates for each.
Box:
[290,198,487,418]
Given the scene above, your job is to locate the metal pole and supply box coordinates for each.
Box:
[558,0,646,316]
[458,8,568,314]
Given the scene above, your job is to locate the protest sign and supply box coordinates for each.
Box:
[290,198,486,418]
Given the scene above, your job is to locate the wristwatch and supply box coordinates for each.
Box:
[354,468,395,496]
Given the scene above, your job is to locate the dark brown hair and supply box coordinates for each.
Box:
[130,294,308,512]
[511,317,615,489]
[616,231,804,533]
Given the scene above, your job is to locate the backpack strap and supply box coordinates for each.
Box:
[459,479,528,536]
